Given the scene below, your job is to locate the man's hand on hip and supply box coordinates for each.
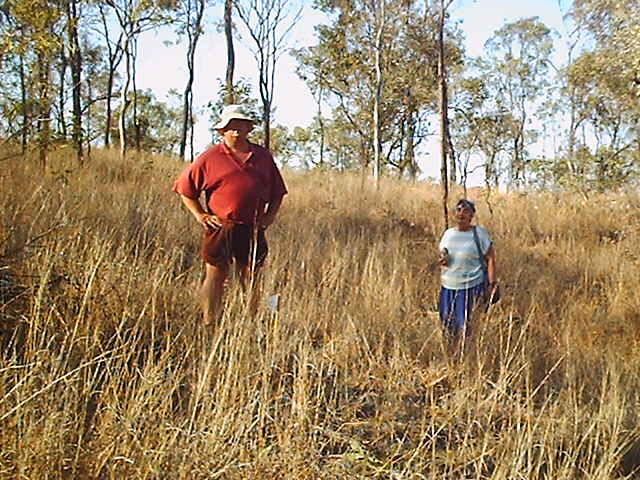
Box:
[199,213,222,232]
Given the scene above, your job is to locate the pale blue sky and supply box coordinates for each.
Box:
[135,0,573,180]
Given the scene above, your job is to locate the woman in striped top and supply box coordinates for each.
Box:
[438,199,498,352]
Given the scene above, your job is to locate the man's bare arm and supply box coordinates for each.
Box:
[180,195,221,231]
[260,195,284,229]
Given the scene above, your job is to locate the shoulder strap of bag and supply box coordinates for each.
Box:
[472,226,488,278]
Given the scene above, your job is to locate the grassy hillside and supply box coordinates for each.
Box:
[1,148,639,479]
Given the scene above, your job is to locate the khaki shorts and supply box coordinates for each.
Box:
[201,223,268,269]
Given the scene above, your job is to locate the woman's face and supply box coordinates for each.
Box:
[455,204,474,228]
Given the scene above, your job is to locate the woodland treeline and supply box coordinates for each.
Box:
[0,0,638,192]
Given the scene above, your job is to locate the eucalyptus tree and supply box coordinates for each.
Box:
[372,0,385,189]
[65,0,84,163]
[173,0,206,161]
[566,51,638,190]
[294,55,327,167]
[104,0,175,159]
[450,76,512,191]
[437,0,455,228]
[1,0,65,168]
[296,1,452,177]
[0,7,32,151]
[479,17,554,189]
[0,0,104,164]
[109,88,182,155]
[235,0,302,151]
[223,0,235,103]
[82,42,110,158]
[567,0,640,188]
[571,0,640,95]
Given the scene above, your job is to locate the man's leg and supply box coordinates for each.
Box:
[236,226,268,316]
[238,264,262,316]
[201,262,228,326]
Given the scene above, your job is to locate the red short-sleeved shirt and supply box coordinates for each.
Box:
[173,142,287,224]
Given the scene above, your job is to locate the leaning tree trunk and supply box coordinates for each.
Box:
[119,35,132,160]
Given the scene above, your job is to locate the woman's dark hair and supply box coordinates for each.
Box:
[456,199,476,213]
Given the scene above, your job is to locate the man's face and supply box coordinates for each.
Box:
[220,119,253,142]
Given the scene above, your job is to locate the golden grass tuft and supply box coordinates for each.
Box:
[1,148,639,479]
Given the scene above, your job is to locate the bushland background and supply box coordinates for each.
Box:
[1,1,638,191]
[1,148,639,479]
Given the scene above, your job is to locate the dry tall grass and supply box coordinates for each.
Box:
[1,148,639,479]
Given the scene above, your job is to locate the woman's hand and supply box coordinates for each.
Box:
[439,248,449,266]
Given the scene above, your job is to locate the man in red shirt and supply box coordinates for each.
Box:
[174,104,287,326]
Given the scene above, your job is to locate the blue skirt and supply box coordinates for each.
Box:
[439,282,486,336]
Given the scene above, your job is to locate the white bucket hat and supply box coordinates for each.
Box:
[213,104,255,129]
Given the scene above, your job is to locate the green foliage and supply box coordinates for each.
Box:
[251,124,294,164]
[296,0,463,175]
[572,0,640,97]
[476,17,555,189]
[0,0,638,193]
[289,115,361,171]
[6,0,63,56]
[109,89,182,155]
[450,76,514,188]
[541,0,640,194]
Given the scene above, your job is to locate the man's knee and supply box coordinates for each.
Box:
[204,263,229,282]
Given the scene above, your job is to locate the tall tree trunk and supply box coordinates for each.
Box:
[37,56,52,170]
[19,54,28,153]
[132,37,140,151]
[105,69,114,147]
[224,0,235,104]
[438,0,449,229]
[180,0,205,161]
[67,0,83,165]
[86,74,92,160]
[263,102,271,150]
[236,0,302,152]
[58,50,68,140]
[405,110,417,179]
[99,5,122,149]
[317,85,324,167]
[119,35,131,160]
[447,132,456,184]
[180,86,193,160]
[372,0,385,190]
[261,61,273,150]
